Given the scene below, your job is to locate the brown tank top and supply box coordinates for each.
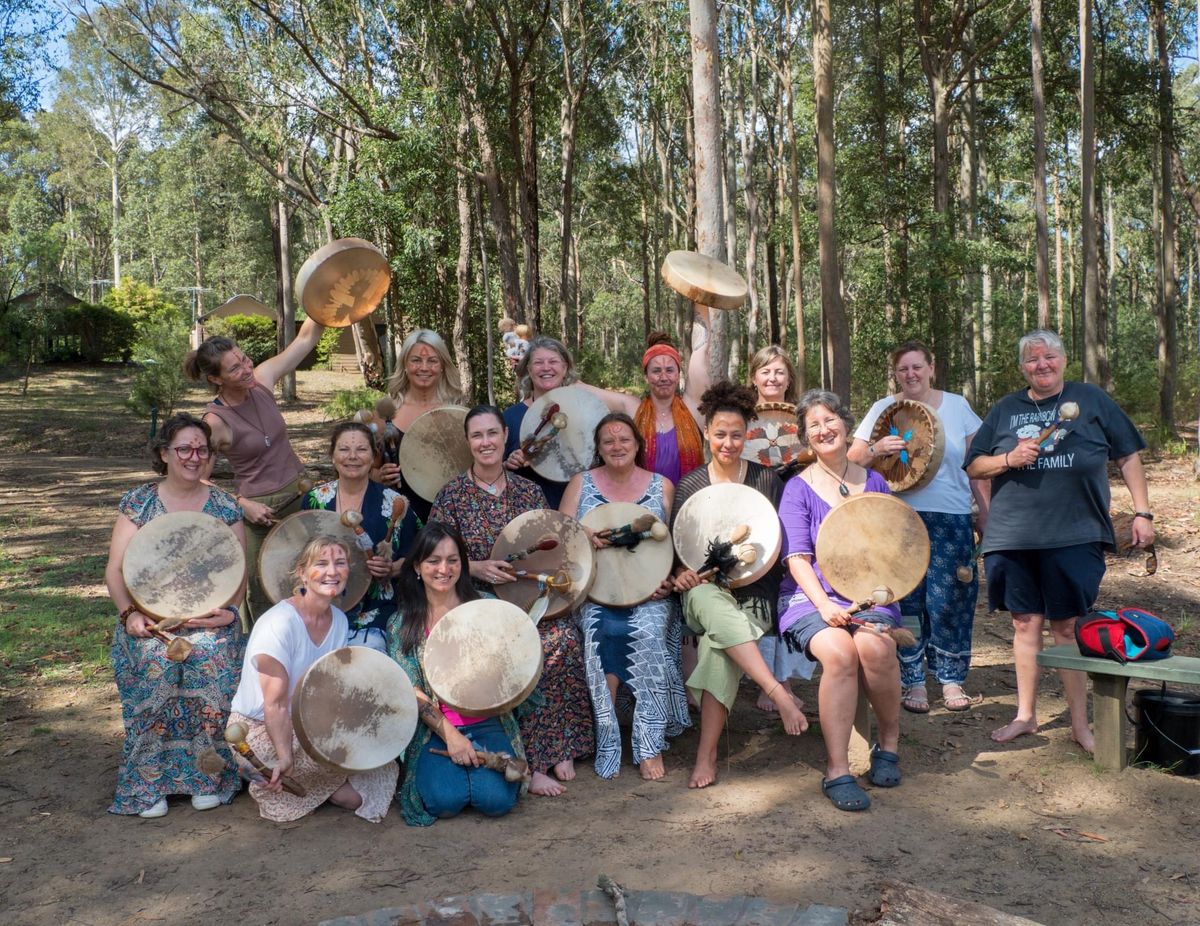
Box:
[206,382,303,496]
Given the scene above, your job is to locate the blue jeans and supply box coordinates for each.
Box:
[415,717,519,819]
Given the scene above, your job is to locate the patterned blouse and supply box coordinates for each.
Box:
[429,472,548,564]
[119,482,242,528]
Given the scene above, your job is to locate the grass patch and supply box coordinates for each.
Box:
[0,547,112,686]
[320,386,388,421]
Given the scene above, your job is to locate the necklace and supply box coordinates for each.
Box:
[219,388,273,448]
[709,458,746,485]
[471,466,506,497]
[815,457,851,498]
[1029,387,1063,421]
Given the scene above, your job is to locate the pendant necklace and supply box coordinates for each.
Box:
[220,388,273,448]
[1029,387,1063,421]
[816,458,851,497]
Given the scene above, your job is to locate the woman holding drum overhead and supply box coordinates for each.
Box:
[378,328,467,524]
[228,535,399,823]
[387,524,534,825]
[302,422,418,652]
[848,340,990,713]
[561,413,689,780]
[104,413,246,818]
[185,317,326,620]
[965,329,1152,751]
[778,391,904,813]
[670,383,808,789]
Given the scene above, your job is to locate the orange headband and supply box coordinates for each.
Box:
[642,342,682,371]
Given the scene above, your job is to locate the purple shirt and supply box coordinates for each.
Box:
[777,470,902,632]
[651,427,682,485]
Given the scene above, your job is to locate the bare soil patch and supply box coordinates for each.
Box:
[1,367,1198,926]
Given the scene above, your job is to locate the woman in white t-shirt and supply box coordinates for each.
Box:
[228,536,399,822]
[848,341,990,713]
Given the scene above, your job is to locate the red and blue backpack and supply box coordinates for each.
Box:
[1075,607,1175,664]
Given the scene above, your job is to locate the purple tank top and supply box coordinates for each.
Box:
[651,428,682,484]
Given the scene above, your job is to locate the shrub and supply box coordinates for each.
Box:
[102,279,180,326]
[68,303,136,362]
[313,326,341,369]
[127,314,192,418]
[205,314,277,365]
[321,387,388,421]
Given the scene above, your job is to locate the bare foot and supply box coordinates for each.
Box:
[553,759,576,781]
[991,717,1039,743]
[1071,727,1095,755]
[638,755,666,781]
[530,771,566,796]
[776,695,809,736]
[756,689,780,712]
[688,755,718,789]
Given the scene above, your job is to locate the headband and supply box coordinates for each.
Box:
[642,342,682,371]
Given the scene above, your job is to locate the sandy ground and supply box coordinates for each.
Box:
[1,369,1199,926]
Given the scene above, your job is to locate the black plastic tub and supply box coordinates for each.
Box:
[1133,687,1200,776]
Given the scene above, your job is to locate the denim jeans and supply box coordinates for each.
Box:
[415,717,519,819]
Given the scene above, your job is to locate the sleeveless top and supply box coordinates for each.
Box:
[575,470,668,522]
[206,382,303,497]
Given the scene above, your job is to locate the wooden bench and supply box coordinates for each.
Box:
[1036,644,1200,771]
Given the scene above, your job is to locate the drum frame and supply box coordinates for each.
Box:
[868,399,945,494]
[672,483,781,588]
[257,510,371,611]
[580,502,673,607]
[397,405,472,502]
[814,493,930,605]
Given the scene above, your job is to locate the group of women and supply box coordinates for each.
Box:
[105,321,1153,820]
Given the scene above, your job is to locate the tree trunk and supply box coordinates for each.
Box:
[1079,0,1103,383]
[785,0,807,386]
[813,0,850,402]
[1031,0,1052,328]
[454,114,474,400]
[519,83,541,332]
[1153,0,1178,436]
[274,194,296,401]
[688,0,729,382]
[559,87,578,347]
[737,35,762,359]
[1053,170,1064,329]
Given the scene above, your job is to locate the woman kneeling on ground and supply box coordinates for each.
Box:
[778,390,903,812]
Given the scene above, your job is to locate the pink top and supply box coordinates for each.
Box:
[206,382,303,497]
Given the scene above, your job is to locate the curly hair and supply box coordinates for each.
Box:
[149,413,212,475]
[697,381,758,425]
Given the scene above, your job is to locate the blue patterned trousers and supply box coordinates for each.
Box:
[898,511,977,688]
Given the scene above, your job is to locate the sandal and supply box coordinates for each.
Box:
[868,744,901,788]
[942,683,973,712]
[821,774,870,812]
[901,685,930,714]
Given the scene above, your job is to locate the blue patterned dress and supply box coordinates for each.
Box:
[573,471,689,778]
[109,483,245,815]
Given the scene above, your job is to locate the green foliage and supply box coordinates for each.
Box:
[67,303,136,362]
[102,279,180,327]
[321,387,388,421]
[313,326,340,369]
[205,313,277,365]
[127,313,191,417]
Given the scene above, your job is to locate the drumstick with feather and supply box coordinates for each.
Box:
[430,748,531,783]
[520,404,569,458]
[503,534,559,563]
[845,587,916,647]
[224,722,307,796]
[594,514,669,549]
[512,568,573,592]
[695,524,756,585]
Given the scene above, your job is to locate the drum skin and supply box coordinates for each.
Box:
[422,600,544,718]
[673,483,781,588]
[398,406,472,502]
[293,646,418,773]
[491,509,595,618]
[122,511,245,621]
[580,502,673,607]
[519,386,610,483]
[868,399,945,493]
[814,493,930,605]
[257,510,371,611]
[294,237,390,328]
[660,250,748,310]
[742,404,814,471]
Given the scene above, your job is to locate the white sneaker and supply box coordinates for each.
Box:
[191,794,221,811]
[138,798,168,819]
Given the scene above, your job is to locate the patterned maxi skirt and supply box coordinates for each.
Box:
[518,615,595,772]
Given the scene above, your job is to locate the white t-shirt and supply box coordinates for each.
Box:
[230,600,350,720]
[854,392,982,515]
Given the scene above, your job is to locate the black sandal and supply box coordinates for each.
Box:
[821,774,870,811]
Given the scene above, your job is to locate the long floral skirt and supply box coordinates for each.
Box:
[518,615,594,772]
[109,622,244,815]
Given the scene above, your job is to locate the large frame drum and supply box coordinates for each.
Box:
[742,402,814,472]
[122,511,245,623]
[660,250,748,310]
[580,502,673,607]
[814,493,930,605]
[490,509,595,618]
[257,509,371,611]
[868,399,945,494]
[398,406,472,502]
[294,238,390,328]
[293,646,418,773]
[518,386,610,483]
[672,483,781,588]
[422,599,544,718]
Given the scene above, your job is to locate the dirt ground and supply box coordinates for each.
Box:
[1,367,1199,926]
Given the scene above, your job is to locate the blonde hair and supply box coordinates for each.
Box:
[746,345,799,405]
[387,329,465,405]
[516,336,578,400]
[290,536,353,595]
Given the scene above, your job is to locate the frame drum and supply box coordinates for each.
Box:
[293,646,418,773]
[423,599,544,717]
[868,399,945,493]
[294,237,390,328]
[660,250,748,310]
[743,403,814,472]
[519,386,610,483]
[672,483,781,588]
[257,510,371,610]
[814,493,930,605]
[397,405,472,502]
[580,502,673,607]
[490,509,595,619]
[122,512,245,622]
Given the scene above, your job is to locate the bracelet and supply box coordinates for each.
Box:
[1003,451,1011,469]
[868,443,876,456]
[1133,511,1153,521]
[226,604,241,620]
[118,604,137,622]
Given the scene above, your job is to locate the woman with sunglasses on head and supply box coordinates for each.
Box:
[104,413,246,818]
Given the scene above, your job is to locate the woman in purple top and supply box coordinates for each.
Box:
[778,390,903,812]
